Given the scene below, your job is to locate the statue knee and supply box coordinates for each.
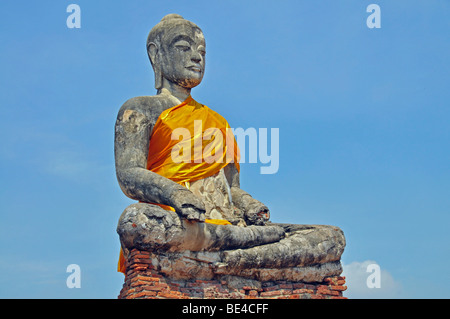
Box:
[117,203,213,252]
[117,203,185,251]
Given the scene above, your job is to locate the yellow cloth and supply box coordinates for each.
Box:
[146,95,240,182]
[118,247,126,274]
[118,96,239,274]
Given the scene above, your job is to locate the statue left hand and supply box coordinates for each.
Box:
[244,200,270,226]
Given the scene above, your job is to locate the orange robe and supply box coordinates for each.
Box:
[118,96,240,274]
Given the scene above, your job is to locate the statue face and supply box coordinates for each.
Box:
[159,23,206,89]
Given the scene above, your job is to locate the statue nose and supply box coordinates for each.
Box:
[191,54,202,64]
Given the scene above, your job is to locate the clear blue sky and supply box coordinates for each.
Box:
[0,0,448,298]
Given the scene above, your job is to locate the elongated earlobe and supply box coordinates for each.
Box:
[147,42,163,90]
[154,67,162,90]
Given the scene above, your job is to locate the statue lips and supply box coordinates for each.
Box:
[186,65,202,73]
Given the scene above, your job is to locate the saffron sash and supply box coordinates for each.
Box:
[146,95,240,182]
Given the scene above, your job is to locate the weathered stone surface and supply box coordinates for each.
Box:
[115,14,347,296]
[117,203,285,253]
[150,249,342,283]
[117,203,345,282]
[118,248,348,299]
[221,224,346,269]
[189,170,247,226]
[115,14,270,227]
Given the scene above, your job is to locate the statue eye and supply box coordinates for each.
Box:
[197,45,206,57]
[176,45,190,52]
[175,41,191,52]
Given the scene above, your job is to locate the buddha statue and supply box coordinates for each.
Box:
[115,14,345,283]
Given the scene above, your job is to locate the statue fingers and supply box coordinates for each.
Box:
[244,202,270,225]
[180,204,206,222]
[257,206,270,222]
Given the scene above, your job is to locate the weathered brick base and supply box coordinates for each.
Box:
[118,249,347,299]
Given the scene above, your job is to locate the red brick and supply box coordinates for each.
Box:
[263,285,280,292]
[129,249,145,258]
[260,290,282,297]
[129,263,149,269]
[126,269,136,277]
[279,283,293,289]
[130,258,153,265]
[180,287,199,294]
[293,288,314,294]
[329,290,340,296]
[131,262,152,268]
[134,276,160,283]
[196,280,220,285]
[168,283,181,290]
[248,290,259,297]
[330,285,347,291]
[261,289,291,297]
[118,287,136,299]
[130,280,154,287]
[147,283,169,290]
[158,291,183,299]
[133,291,157,298]
[131,253,151,259]
[119,260,348,300]
[134,286,145,293]
[292,283,306,289]
[317,287,340,296]
[317,287,333,295]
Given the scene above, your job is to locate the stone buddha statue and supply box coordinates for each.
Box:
[115,14,345,283]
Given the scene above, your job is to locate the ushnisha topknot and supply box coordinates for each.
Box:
[147,14,201,44]
[160,13,184,21]
[146,13,202,56]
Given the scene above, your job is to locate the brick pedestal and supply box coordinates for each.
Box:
[118,249,347,299]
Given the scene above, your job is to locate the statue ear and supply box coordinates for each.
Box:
[148,42,163,90]
[153,66,163,90]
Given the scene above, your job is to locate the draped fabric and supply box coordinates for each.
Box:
[146,95,240,182]
[118,96,239,274]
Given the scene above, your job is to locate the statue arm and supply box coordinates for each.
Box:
[114,106,205,221]
[224,163,270,225]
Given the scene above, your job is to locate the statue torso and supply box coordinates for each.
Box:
[120,94,245,226]
[189,169,245,226]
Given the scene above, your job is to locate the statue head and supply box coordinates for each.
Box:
[147,14,206,91]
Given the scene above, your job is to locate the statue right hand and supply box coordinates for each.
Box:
[171,188,206,222]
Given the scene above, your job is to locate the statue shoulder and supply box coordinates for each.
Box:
[117,95,170,125]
